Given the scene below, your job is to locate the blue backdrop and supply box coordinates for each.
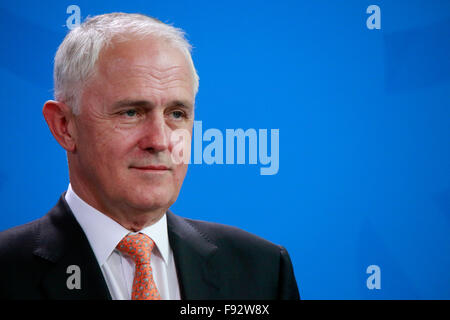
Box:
[0,0,449,299]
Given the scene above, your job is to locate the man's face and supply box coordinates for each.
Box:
[70,37,195,216]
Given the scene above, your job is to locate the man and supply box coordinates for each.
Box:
[0,13,299,300]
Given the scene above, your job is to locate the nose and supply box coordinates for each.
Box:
[137,111,170,152]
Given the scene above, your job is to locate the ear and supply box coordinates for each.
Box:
[42,100,77,152]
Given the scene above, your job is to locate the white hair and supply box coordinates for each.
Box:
[54,12,199,114]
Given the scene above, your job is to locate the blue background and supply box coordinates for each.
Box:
[0,0,449,299]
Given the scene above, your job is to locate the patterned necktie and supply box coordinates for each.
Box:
[116,233,161,300]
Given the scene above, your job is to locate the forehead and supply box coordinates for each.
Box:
[91,37,194,98]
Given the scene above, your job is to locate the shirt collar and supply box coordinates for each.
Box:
[65,184,170,267]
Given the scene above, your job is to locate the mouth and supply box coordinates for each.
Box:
[130,165,171,172]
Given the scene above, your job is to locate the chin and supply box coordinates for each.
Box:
[128,189,175,212]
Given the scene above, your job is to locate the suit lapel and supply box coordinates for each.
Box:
[33,195,111,300]
[167,211,221,299]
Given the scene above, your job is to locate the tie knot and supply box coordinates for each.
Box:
[116,233,155,265]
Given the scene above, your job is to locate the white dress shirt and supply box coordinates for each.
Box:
[65,184,181,300]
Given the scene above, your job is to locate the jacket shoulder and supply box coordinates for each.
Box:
[0,218,42,259]
[173,214,300,299]
[182,216,283,256]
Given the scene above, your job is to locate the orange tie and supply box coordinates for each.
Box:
[116,233,161,300]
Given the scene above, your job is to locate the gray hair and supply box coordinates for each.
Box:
[54,12,199,114]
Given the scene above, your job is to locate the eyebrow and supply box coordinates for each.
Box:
[112,99,152,110]
[111,99,194,111]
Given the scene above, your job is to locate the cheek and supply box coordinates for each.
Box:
[79,123,136,167]
[173,163,189,187]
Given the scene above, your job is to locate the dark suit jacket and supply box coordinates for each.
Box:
[0,194,299,300]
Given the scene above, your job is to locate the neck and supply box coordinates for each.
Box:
[68,179,166,232]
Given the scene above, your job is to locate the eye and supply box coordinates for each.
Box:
[171,110,185,119]
[124,109,137,117]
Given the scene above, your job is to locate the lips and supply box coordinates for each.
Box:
[130,165,170,171]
